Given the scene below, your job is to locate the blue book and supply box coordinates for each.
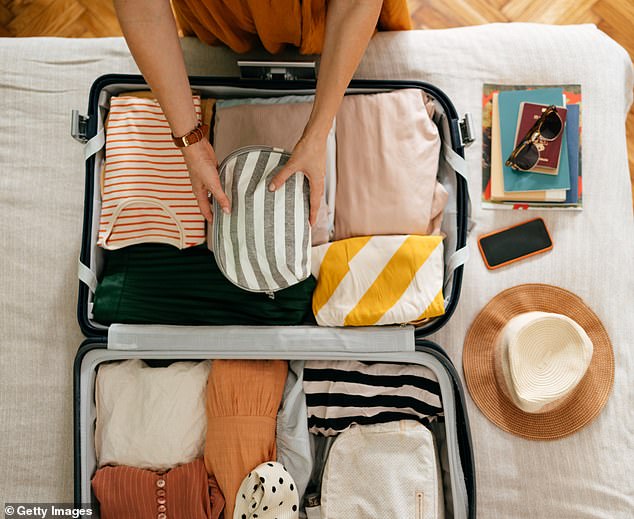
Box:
[564,104,580,204]
[499,88,571,192]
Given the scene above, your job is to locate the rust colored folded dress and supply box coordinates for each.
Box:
[204,360,288,518]
[92,458,224,519]
[172,0,412,54]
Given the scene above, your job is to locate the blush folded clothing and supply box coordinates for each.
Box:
[213,96,334,245]
[95,359,210,471]
[334,89,447,240]
[91,244,316,326]
[92,458,224,519]
[205,360,288,519]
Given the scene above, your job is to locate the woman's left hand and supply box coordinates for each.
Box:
[268,132,327,226]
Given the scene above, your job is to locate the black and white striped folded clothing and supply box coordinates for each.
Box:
[303,360,443,436]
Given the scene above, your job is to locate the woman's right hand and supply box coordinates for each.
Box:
[181,140,231,223]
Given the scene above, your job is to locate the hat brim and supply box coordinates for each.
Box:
[463,284,614,440]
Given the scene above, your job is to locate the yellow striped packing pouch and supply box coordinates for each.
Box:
[311,235,445,326]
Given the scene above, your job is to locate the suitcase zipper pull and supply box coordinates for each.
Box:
[304,493,321,519]
[305,494,320,507]
[416,491,424,519]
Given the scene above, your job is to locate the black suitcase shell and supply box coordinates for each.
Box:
[77,75,469,338]
[73,73,475,518]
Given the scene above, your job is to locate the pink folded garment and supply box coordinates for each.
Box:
[213,101,331,245]
[334,89,446,240]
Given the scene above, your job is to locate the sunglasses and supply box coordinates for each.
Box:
[505,105,563,171]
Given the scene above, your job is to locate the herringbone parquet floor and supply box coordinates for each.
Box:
[1,0,633,199]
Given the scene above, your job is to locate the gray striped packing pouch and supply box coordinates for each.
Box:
[211,145,311,295]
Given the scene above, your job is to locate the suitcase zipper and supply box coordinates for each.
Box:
[416,491,424,519]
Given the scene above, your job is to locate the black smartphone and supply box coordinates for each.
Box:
[477,217,553,270]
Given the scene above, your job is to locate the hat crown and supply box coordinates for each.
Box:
[503,312,593,412]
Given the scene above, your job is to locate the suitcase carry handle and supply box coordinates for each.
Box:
[238,60,316,81]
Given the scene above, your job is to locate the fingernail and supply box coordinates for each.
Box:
[268,183,275,192]
[223,206,230,214]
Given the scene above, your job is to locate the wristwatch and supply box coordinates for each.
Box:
[171,122,209,148]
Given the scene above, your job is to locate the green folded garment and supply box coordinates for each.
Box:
[92,244,316,326]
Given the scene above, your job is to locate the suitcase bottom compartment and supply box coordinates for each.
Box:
[74,341,472,519]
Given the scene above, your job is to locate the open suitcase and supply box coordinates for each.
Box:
[72,63,476,518]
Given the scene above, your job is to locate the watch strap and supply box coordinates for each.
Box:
[172,123,209,148]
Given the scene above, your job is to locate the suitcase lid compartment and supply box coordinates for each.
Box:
[74,339,471,519]
[77,75,469,340]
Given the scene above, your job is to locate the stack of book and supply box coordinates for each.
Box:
[481,84,582,210]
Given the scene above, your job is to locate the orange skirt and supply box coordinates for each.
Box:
[172,0,411,54]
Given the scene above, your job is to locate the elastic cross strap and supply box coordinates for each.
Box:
[444,245,470,291]
[84,128,105,160]
[442,141,476,234]
[78,260,98,293]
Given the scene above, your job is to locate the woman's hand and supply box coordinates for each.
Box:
[113,0,231,222]
[269,0,382,226]
[269,131,327,226]
[182,140,231,223]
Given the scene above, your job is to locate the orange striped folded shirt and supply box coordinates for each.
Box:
[98,95,208,250]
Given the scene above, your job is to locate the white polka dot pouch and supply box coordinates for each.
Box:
[234,461,300,519]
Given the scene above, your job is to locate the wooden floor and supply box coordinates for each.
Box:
[1,0,633,198]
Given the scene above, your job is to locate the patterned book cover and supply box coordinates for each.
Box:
[482,84,582,210]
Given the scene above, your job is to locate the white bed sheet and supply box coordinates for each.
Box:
[0,24,632,518]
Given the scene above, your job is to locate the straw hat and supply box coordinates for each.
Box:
[463,284,614,440]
